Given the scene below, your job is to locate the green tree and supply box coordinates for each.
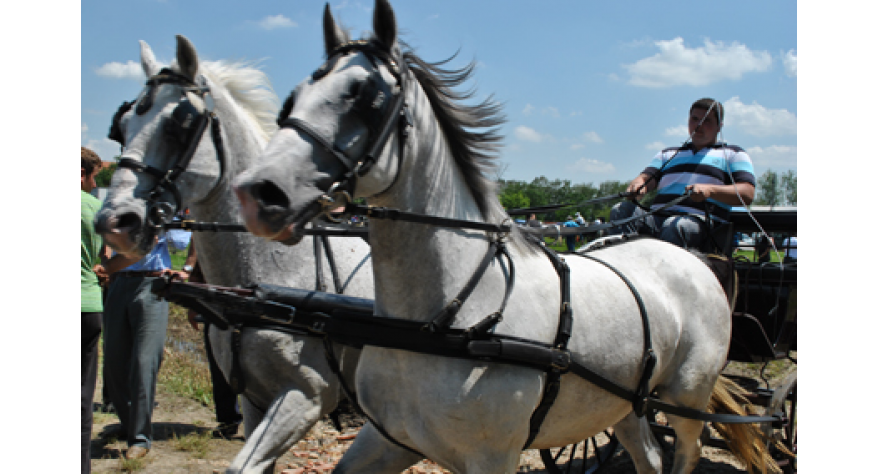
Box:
[499,190,530,210]
[780,170,797,206]
[754,170,781,206]
[95,162,117,188]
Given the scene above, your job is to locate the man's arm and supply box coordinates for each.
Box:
[686,182,755,206]
[626,173,658,197]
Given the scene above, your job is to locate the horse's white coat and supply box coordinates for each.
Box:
[95,36,374,474]
[233,2,737,473]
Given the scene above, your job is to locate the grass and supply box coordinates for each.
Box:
[171,430,213,458]
[159,303,214,407]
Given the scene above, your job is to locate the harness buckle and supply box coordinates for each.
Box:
[319,188,352,223]
[550,349,571,372]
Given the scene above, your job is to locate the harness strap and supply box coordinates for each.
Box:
[522,244,573,449]
[424,240,507,333]
[579,254,656,417]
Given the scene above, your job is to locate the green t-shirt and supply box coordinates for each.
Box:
[81,190,103,312]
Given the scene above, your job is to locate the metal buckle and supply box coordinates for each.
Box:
[319,187,352,223]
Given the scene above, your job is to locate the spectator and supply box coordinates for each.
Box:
[563,215,579,252]
[102,234,195,460]
[81,147,106,473]
[527,213,542,228]
[574,212,586,226]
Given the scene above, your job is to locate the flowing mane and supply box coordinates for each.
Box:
[198,60,280,142]
[398,43,506,219]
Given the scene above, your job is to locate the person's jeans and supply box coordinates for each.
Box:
[82,312,102,473]
[203,325,242,427]
[102,276,168,449]
[609,200,706,249]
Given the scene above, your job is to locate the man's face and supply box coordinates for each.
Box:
[81,166,99,193]
[688,107,721,150]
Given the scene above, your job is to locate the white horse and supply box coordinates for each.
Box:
[94,35,374,473]
[233,2,777,474]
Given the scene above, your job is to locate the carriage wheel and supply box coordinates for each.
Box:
[763,369,796,473]
[538,430,619,474]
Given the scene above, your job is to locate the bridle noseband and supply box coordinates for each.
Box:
[276,40,411,219]
[109,68,227,228]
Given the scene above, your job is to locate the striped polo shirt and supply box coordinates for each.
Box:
[643,142,756,221]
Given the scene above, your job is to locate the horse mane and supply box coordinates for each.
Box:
[196,60,280,143]
[397,43,506,219]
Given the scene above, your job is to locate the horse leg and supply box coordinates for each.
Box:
[227,392,322,474]
[665,412,705,474]
[612,412,663,474]
[239,395,263,439]
[333,423,423,474]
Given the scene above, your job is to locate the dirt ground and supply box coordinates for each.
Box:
[89,384,758,474]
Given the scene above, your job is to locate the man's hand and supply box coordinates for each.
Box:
[93,264,109,286]
[685,183,715,202]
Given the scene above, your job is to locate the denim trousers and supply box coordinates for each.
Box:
[609,200,706,249]
[102,276,168,449]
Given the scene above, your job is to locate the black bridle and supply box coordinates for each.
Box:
[109,68,227,228]
[276,40,411,219]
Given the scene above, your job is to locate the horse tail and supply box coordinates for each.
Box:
[708,375,779,474]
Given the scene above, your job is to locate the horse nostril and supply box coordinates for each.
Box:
[253,180,290,210]
[116,212,142,234]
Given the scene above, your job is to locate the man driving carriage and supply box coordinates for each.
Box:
[610,98,756,250]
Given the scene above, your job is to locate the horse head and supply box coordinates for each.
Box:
[234,0,407,245]
[95,35,226,257]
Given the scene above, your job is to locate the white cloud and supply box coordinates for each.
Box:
[783,49,797,77]
[645,141,666,151]
[665,125,689,138]
[522,104,535,116]
[582,131,603,144]
[258,14,297,30]
[746,145,797,169]
[723,96,797,137]
[624,37,772,88]
[514,126,545,143]
[567,158,615,174]
[570,144,584,151]
[543,107,560,118]
[95,60,143,80]
[81,122,88,141]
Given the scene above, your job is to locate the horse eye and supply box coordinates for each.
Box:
[345,81,362,100]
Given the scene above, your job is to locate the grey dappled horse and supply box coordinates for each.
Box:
[233,2,776,473]
[94,36,374,473]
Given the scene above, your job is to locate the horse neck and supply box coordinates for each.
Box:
[367,86,496,321]
[189,93,318,289]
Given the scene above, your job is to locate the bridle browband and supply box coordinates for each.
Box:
[276,40,412,219]
[109,68,227,228]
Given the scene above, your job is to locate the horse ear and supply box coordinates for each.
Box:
[322,3,348,56]
[175,34,199,81]
[372,0,397,50]
[139,40,160,78]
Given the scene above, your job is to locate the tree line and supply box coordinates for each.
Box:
[94,160,794,221]
[498,169,796,223]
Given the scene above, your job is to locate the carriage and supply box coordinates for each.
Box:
[98,2,796,472]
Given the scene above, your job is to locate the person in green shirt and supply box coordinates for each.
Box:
[81,146,104,474]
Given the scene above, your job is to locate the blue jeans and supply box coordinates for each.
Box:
[609,200,707,249]
[102,275,168,450]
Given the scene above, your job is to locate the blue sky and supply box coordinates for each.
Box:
[81,0,796,186]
